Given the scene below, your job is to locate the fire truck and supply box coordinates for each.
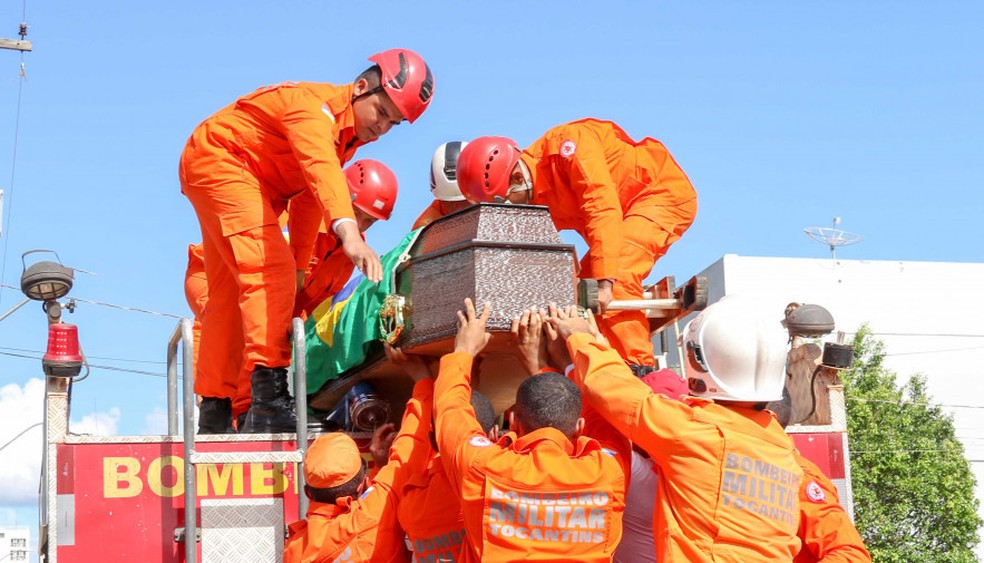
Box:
[27,204,857,562]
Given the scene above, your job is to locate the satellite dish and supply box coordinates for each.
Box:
[804,217,862,259]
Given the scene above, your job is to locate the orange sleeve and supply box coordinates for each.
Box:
[560,127,624,280]
[371,378,434,493]
[279,88,357,266]
[565,332,696,466]
[795,454,871,563]
[434,352,492,493]
[570,364,633,469]
[309,380,432,563]
[287,190,323,270]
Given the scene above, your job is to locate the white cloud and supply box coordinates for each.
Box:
[0,378,124,505]
[0,379,44,505]
[144,406,168,435]
[70,407,121,436]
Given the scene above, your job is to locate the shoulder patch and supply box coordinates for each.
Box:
[469,435,493,448]
[321,103,336,122]
[559,139,576,158]
[805,481,826,503]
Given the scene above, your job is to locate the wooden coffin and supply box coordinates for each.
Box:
[308,203,577,417]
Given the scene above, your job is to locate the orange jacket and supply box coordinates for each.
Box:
[294,230,358,318]
[180,81,368,269]
[794,453,870,563]
[285,379,434,563]
[520,119,696,280]
[435,352,629,563]
[565,333,803,561]
[395,453,466,562]
[411,199,445,230]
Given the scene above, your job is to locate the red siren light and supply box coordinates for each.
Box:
[42,323,83,377]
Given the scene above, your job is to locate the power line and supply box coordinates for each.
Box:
[0,349,170,377]
[847,397,984,410]
[70,295,181,319]
[884,346,984,357]
[0,421,41,454]
[0,37,28,310]
[0,283,182,318]
[0,345,167,364]
[852,449,967,454]
[867,332,984,339]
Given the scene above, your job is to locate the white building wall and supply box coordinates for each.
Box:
[0,525,30,561]
[666,255,984,555]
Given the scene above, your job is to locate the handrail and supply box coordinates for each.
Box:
[165,319,193,436]
[173,316,309,562]
[293,317,309,520]
[179,319,197,563]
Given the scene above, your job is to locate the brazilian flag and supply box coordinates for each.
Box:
[304,230,420,393]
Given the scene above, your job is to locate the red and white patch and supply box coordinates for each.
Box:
[469,435,492,447]
[806,481,827,503]
[559,140,576,158]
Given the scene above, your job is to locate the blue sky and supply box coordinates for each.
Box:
[0,0,982,556]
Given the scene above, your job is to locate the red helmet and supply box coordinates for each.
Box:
[345,159,398,221]
[456,136,523,203]
[368,49,434,123]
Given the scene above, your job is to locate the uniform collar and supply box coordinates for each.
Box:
[324,83,367,155]
[307,499,350,519]
[505,427,576,456]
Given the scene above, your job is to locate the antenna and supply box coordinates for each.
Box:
[804,217,862,259]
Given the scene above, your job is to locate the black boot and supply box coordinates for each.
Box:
[198,397,234,434]
[240,366,297,434]
[234,412,246,433]
[627,363,656,378]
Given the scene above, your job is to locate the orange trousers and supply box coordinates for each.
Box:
[596,198,698,366]
[182,179,295,417]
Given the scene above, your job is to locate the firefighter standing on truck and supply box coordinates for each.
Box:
[179,49,434,434]
[456,119,697,374]
[185,160,397,432]
[552,296,804,561]
[412,141,473,230]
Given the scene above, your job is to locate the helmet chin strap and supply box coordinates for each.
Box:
[499,159,533,204]
[351,85,384,104]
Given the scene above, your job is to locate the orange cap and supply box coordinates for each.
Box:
[304,433,363,488]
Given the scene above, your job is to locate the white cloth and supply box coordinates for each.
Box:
[613,450,658,563]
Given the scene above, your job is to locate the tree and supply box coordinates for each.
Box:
[843,325,982,562]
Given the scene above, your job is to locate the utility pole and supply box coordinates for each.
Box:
[0,22,31,52]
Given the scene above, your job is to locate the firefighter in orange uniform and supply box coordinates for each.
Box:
[185,160,400,431]
[553,296,803,561]
[179,49,433,434]
[283,364,433,563]
[434,299,629,563]
[412,141,473,230]
[794,452,871,562]
[456,120,697,374]
[384,328,505,563]
[183,242,208,370]
[292,159,399,319]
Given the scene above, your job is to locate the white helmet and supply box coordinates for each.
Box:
[429,141,467,202]
[681,295,788,402]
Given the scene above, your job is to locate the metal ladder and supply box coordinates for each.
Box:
[166,317,310,563]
